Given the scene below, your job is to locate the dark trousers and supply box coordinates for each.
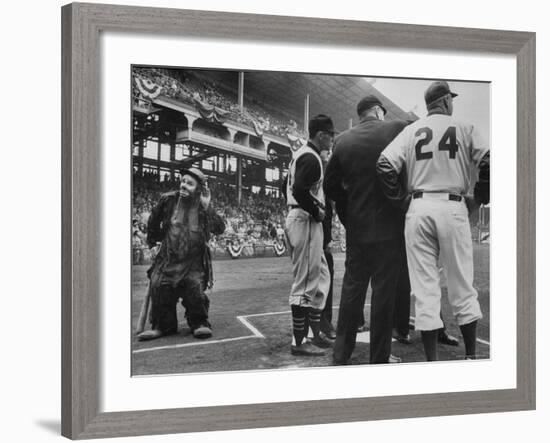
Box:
[393,246,411,337]
[321,248,334,331]
[149,270,210,334]
[333,238,402,364]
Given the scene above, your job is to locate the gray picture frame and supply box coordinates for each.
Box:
[61,2,536,439]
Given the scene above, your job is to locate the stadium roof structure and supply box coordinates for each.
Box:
[189,69,418,132]
[133,67,420,201]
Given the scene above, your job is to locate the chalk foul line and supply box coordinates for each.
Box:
[133,312,283,354]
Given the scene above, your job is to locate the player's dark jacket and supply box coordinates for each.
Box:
[280,141,324,217]
[281,159,334,248]
[324,117,408,244]
[146,191,225,289]
[474,152,490,204]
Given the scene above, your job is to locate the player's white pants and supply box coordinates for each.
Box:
[404,197,482,331]
[285,208,330,310]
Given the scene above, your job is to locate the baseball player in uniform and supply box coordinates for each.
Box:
[284,114,333,356]
[377,81,490,361]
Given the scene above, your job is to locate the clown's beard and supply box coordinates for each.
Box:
[179,189,201,207]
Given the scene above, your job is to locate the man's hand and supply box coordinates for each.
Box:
[150,243,161,260]
[314,207,326,223]
[200,184,211,209]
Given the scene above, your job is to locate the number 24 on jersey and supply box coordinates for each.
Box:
[415,126,458,161]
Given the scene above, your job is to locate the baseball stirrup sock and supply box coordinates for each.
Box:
[421,330,439,361]
[291,306,308,346]
[460,320,477,359]
[308,308,322,338]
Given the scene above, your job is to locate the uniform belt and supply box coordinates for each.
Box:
[412,191,463,202]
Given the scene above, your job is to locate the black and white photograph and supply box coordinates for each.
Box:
[131,66,490,376]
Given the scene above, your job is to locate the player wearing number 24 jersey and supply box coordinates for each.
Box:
[379,106,488,199]
[377,81,490,361]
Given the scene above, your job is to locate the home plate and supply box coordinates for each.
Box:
[356,331,371,343]
[356,332,397,344]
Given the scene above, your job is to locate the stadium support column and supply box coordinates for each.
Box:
[138,139,144,175]
[169,141,175,180]
[304,94,310,131]
[157,138,161,182]
[237,157,242,204]
[349,118,353,130]
[238,72,244,110]
[187,115,196,140]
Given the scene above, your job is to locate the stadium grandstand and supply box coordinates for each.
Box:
[131,66,418,262]
[131,66,487,263]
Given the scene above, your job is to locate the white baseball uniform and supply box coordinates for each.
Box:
[285,144,330,310]
[380,112,489,330]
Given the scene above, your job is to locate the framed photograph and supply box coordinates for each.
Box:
[62,2,535,439]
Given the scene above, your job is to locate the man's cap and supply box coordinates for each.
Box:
[179,167,206,185]
[308,114,336,137]
[424,81,458,105]
[357,94,387,116]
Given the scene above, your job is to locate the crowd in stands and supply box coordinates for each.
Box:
[132,67,308,140]
[131,171,346,263]
[207,179,286,244]
[132,170,175,224]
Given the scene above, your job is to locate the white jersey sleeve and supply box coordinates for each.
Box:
[379,128,409,174]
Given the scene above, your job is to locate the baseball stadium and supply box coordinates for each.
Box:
[131,66,490,376]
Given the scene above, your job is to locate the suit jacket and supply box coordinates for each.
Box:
[324,117,407,244]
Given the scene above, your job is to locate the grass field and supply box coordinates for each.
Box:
[131,243,490,376]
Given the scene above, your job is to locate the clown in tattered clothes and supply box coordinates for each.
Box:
[138,168,225,341]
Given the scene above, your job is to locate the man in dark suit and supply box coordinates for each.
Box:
[320,150,337,339]
[324,95,407,364]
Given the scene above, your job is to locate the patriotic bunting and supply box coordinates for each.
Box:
[227,242,244,259]
[134,77,163,100]
[273,241,286,256]
[193,98,230,123]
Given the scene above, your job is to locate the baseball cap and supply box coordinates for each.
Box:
[357,94,387,116]
[424,81,458,106]
[308,114,336,137]
[179,167,206,185]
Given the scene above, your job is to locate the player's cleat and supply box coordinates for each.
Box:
[393,329,412,345]
[311,334,333,349]
[193,326,213,339]
[388,354,402,364]
[137,329,163,341]
[321,324,337,340]
[438,331,459,346]
[291,342,326,356]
